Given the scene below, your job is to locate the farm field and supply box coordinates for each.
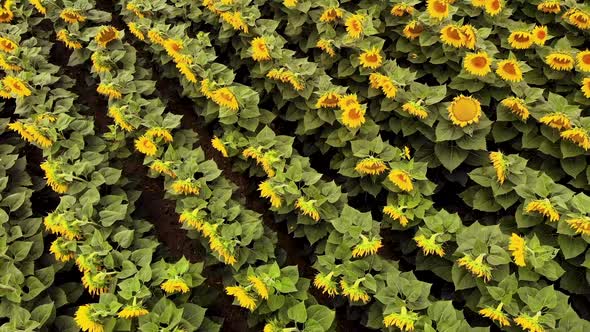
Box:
[2,0,590,331]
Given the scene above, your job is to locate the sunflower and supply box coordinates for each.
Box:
[340,280,370,303]
[402,101,428,119]
[313,272,339,296]
[370,73,397,98]
[171,179,200,195]
[496,59,523,82]
[427,0,449,21]
[359,47,383,69]
[525,199,560,222]
[60,8,86,24]
[489,151,506,184]
[479,304,511,327]
[251,37,271,61]
[0,3,12,23]
[532,25,548,45]
[567,217,590,236]
[0,54,20,71]
[118,305,149,319]
[448,95,482,127]
[56,29,82,49]
[319,7,343,23]
[414,234,445,257]
[220,11,249,33]
[316,39,336,57]
[91,52,111,73]
[345,14,364,39]
[383,307,420,332]
[582,78,590,98]
[134,135,157,156]
[3,76,31,97]
[0,37,17,53]
[164,39,192,64]
[391,4,414,17]
[177,62,197,83]
[316,91,341,108]
[545,52,574,71]
[341,106,366,128]
[472,0,486,7]
[355,157,388,175]
[107,106,134,131]
[126,3,145,18]
[403,20,423,40]
[388,169,413,192]
[484,0,502,16]
[351,236,382,257]
[461,25,477,49]
[95,26,119,48]
[576,50,590,72]
[539,112,572,130]
[508,233,526,267]
[440,25,465,48]
[508,31,533,49]
[97,83,122,99]
[81,271,110,296]
[74,305,104,332]
[258,180,282,208]
[49,238,75,262]
[383,205,409,226]
[211,136,229,157]
[283,0,297,7]
[537,1,560,14]
[146,128,173,142]
[514,313,545,332]
[40,161,68,193]
[457,254,492,282]
[212,87,239,111]
[567,9,590,30]
[561,128,590,150]
[248,275,269,299]
[127,22,145,40]
[148,30,165,45]
[464,52,492,76]
[266,68,304,90]
[295,197,321,221]
[500,97,529,120]
[30,0,46,15]
[161,278,190,294]
[150,160,176,178]
[225,286,257,311]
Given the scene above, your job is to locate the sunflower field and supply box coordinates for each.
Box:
[3,0,590,331]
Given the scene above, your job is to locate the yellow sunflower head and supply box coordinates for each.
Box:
[448,95,482,127]
[537,1,560,14]
[532,25,548,45]
[95,26,120,48]
[464,52,492,76]
[546,52,575,71]
[403,21,423,40]
[427,0,450,21]
[460,25,477,49]
[251,37,271,61]
[316,91,341,108]
[341,105,366,128]
[484,0,503,16]
[401,101,428,119]
[495,59,523,82]
[355,157,389,175]
[359,47,383,69]
[561,127,590,150]
[440,25,465,48]
[500,97,529,121]
[320,7,343,23]
[388,169,414,192]
[508,31,533,49]
[582,77,590,98]
[345,14,364,39]
[391,4,414,17]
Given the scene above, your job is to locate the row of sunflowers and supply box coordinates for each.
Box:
[1,0,590,331]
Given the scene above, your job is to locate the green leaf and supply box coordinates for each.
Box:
[113,229,135,248]
[31,303,54,325]
[306,305,335,331]
[287,302,307,323]
[435,142,469,172]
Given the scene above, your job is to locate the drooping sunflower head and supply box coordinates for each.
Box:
[500,97,529,121]
[134,135,158,156]
[568,9,590,30]
[355,157,388,176]
[539,112,572,130]
[340,279,370,303]
[49,237,75,262]
[448,95,482,127]
[537,1,561,14]
[313,272,339,296]
[258,180,282,208]
[320,7,343,23]
[161,278,190,294]
[95,26,120,48]
[508,31,533,49]
[248,275,269,299]
[383,307,421,331]
[582,77,590,98]
[478,304,511,327]
[496,59,523,82]
[567,217,590,236]
[295,197,321,221]
[545,52,575,71]
[316,38,336,57]
[345,14,364,39]
[211,136,229,157]
[60,8,86,24]
[171,178,200,195]
[403,20,423,40]
[212,87,239,111]
[338,94,359,109]
[402,101,429,119]
[464,52,492,76]
[316,91,341,108]
[388,169,414,192]
[489,151,507,184]
[358,47,383,69]
[560,127,590,150]
[525,199,560,222]
[457,254,493,282]
[352,236,383,258]
[391,3,414,17]
[150,160,177,178]
[118,305,149,319]
[440,25,465,48]
[97,83,123,99]
[414,234,445,257]
[225,286,257,311]
[514,313,545,332]
[427,0,450,21]
[508,233,526,267]
[81,271,110,296]
[460,25,477,49]
[74,304,104,332]
[472,0,486,8]
[532,25,548,45]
